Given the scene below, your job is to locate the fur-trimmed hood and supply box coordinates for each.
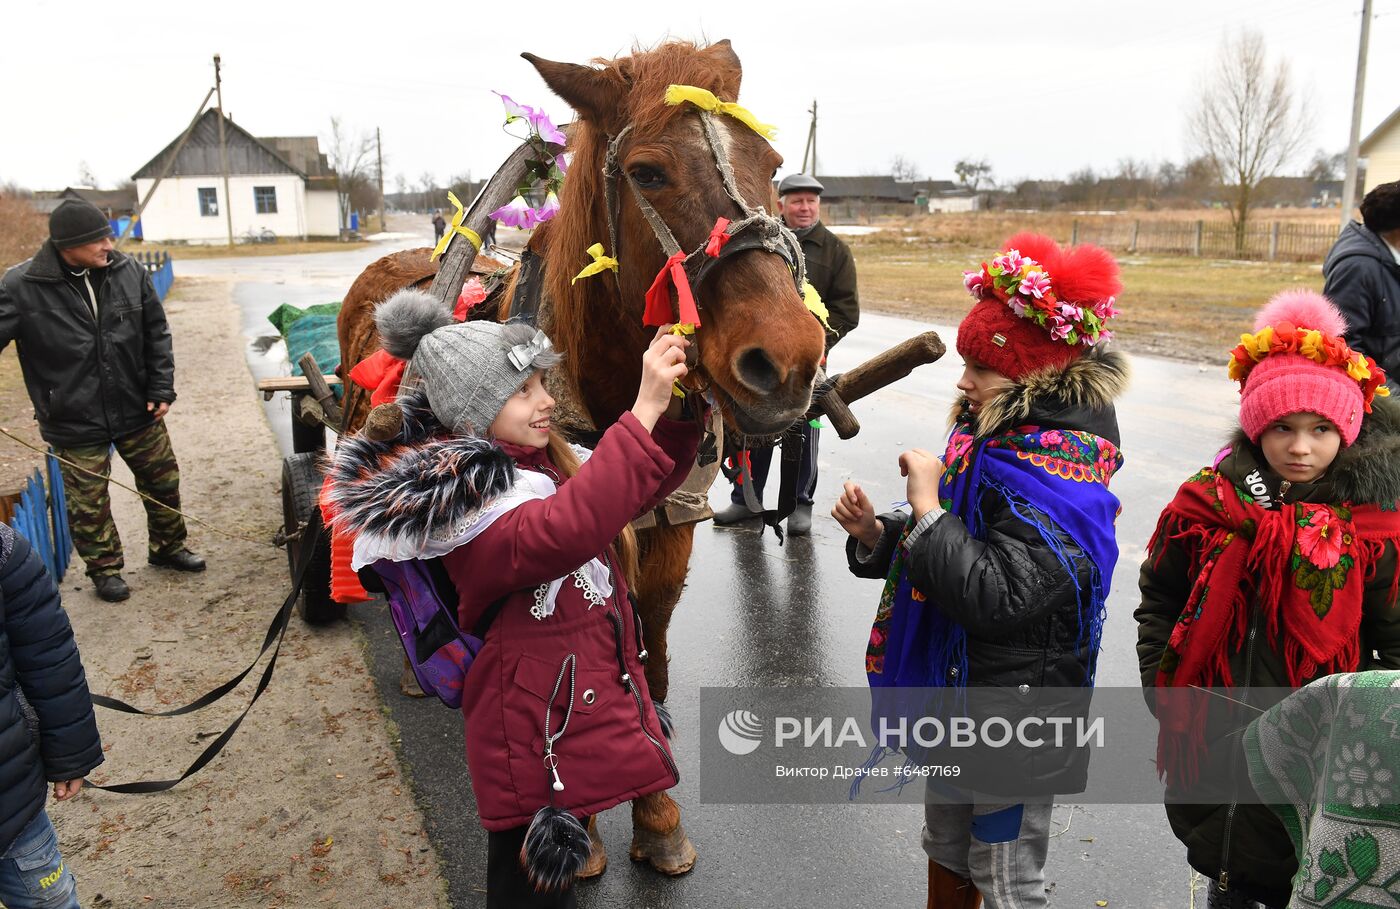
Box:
[952,345,1131,443]
[324,386,515,549]
[1223,393,1400,507]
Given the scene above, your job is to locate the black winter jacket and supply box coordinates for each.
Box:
[0,241,176,447]
[1322,221,1400,386]
[1136,396,1400,906]
[798,221,859,349]
[847,347,1129,794]
[0,524,104,854]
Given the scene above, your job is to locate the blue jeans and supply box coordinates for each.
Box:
[0,810,80,909]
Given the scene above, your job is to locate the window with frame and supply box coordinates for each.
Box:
[253,185,278,214]
[197,187,219,217]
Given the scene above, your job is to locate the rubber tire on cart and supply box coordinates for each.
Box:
[281,452,343,624]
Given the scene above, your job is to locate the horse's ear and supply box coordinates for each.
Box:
[523,53,626,130]
[705,39,743,97]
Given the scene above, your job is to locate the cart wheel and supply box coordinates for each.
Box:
[281,452,342,624]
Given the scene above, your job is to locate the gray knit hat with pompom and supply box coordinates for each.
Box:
[374,289,560,435]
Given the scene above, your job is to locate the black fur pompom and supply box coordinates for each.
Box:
[520,806,589,893]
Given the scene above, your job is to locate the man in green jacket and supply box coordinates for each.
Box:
[0,199,205,602]
[713,173,860,534]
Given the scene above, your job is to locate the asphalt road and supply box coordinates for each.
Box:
[212,237,1239,908]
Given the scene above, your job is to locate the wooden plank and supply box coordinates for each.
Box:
[256,375,343,392]
[427,137,564,306]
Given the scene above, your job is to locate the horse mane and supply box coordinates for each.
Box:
[530,41,743,373]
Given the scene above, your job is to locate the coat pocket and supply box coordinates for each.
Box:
[512,653,621,723]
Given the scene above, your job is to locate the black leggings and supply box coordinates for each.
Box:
[486,824,579,909]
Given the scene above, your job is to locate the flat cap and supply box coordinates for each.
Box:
[777,173,825,196]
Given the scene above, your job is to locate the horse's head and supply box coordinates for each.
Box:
[526,40,826,436]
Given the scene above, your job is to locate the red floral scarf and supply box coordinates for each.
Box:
[1148,467,1400,783]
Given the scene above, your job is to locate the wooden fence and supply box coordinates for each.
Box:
[5,454,73,581]
[1070,219,1339,263]
[133,250,175,300]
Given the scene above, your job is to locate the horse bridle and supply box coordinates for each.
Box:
[600,109,807,320]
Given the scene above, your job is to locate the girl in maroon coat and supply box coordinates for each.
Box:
[328,289,699,908]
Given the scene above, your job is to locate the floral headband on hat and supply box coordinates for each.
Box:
[963,247,1119,348]
[1229,320,1390,412]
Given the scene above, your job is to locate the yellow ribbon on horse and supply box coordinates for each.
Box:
[663,85,777,140]
[430,191,483,262]
[571,243,619,284]
[802,281,832,331]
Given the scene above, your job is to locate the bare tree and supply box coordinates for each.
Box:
[76,161,98,188]
[890,155,921,182]
[326,116,377,235]
[1189,30,1311,253]
[954,158,993,193]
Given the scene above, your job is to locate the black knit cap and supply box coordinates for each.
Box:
[49,199,113,249]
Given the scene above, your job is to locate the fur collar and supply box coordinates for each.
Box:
[952,345,1131,441]
[1225,394,1400,507]
[325,387,515,545]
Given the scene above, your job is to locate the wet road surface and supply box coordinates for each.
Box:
[219,240,1235,908]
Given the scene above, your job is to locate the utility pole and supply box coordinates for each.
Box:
[800,100,818,177]
[376,127,386,233]
[214,54,234,247]
[1341,0,1372,229]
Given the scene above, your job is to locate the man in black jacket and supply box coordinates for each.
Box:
[0,200,205,602]
[0,522,103,907]
[713,173,860,535]
[1323,180,1400,388]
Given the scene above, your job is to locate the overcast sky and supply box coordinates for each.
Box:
[3,0,1396,193]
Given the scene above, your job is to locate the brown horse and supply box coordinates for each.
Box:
[336,39,825,873]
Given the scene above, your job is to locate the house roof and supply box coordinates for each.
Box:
[30,186,138,214]
[132,109,309,180]
[1360,103,1400,155]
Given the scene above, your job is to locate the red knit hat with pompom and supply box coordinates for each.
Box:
[1233,289,1389,448]
[956,233,1123,381]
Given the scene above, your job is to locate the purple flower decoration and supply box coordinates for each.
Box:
[1020,270,1052,300]
[1008,299,1027,318]
[554,152,570,175]
[496,92,534,124]
[536,191,561,222]
[529,110,567,145]
[490,195,536,229]
[1093,296,1120,320]
[1049,320,1073,342]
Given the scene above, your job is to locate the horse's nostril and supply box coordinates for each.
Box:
[734,347,783,394]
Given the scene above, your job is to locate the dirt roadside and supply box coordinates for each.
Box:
[42,277,448,909]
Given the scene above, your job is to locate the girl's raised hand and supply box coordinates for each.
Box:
[832,480,882,549]
[631,326,690,431]
[898,448,945,520]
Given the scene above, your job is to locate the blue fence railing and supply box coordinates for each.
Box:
[9,454,73,581]
[134,251,174,301]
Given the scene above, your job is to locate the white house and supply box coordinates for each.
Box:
[1361,104,1400,195]
[132,110,340,243]
[927,190,982,214]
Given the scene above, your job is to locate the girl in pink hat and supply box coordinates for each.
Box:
[1137,289,1400,909]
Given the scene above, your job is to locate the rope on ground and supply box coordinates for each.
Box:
[0,425,276,549]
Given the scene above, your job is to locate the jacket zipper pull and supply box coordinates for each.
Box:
[1217,871,1229,892]
[545,749,564,792]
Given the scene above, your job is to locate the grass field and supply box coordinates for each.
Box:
[847,233,1324,364]
[120,237,373,259]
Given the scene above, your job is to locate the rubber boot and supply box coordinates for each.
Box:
[786,503,813,536]
[928,860,982,909]
[712,501,762,526]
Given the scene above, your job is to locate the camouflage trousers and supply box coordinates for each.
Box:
[54,420,188,578]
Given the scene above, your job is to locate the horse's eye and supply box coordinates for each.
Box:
[630,165,666,189]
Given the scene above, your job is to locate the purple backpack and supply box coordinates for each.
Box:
[363,557,506,709]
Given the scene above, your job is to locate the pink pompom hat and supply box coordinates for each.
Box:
[1231,289,1390,447]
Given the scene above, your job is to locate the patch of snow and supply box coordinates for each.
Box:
[826,225,884,236]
